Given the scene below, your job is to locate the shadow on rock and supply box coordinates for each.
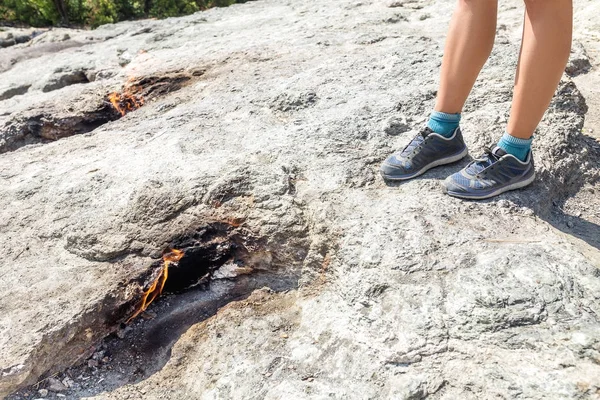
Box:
[380,133,600,251]
[55,272,300,399]
[381,156,473,187]
[528,133,600,251]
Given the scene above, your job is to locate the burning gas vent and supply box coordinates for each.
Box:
[126,222,258,323]
[3,69,205,154]
[106,72,194,116]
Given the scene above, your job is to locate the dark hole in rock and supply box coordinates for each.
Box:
[18,104,120,145]
[162,230,240,294]
[123,222,257,322]
[28,103,120,142]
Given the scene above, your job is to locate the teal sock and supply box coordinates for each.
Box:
[497,132,532,161]
[427,111,461,138]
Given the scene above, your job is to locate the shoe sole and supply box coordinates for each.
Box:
[442,172,536,200]
[381,147,469,181]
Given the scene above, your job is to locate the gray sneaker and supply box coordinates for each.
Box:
[442,146,535,200]
[380,127,468,181]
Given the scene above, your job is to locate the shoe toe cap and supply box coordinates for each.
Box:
[443,174,468,194]
[380,156,411,177]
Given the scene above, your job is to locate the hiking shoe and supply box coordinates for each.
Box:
[442,146,535,200]
[380,127,468,181]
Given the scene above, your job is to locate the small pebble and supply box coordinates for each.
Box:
[522,208,534,217]
[62,377,74,388]
[115,327,131,339]
[88,359,99,368]
[141,310,157,319]
[47,377,66,392]
[38,388,49,397]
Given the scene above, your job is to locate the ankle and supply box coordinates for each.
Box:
[497,131,532,161]
[427,111,461,138]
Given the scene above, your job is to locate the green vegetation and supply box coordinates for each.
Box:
[0,0,247,28]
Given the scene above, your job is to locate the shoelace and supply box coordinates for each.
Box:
[465,146,501,175]
[399,127,431,157]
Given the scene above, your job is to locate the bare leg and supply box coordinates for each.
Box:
[434,0,498,114]
[506,0,573,139]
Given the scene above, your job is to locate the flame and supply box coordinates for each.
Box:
[127,248,184,323]
[108,85,144,116]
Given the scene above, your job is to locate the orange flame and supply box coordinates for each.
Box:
[108,88,144,116]
[127,248,184,323]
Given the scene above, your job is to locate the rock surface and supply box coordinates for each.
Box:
[1,0,600,399]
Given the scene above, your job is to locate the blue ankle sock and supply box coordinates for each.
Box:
[427,111,461,138]
[497,132,532,161]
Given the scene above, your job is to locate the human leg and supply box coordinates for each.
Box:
[505,0,573,141]
[443,0,574,199]
[381,0,498,181]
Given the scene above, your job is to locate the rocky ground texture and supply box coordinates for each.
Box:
[1,0,600,399]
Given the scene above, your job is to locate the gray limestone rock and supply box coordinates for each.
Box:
[1,0,599,399]
[566,41,592,77]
